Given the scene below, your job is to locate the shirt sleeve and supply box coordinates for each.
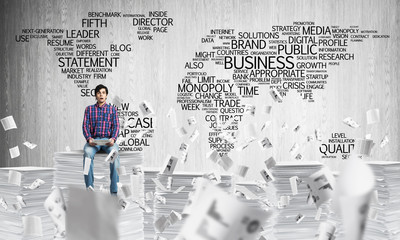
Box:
[82,106,92,141]
[111,106,120,141]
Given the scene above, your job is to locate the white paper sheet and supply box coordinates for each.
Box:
[152,178,169,192]
[343,117,360,128]
[22,216,43,237]
[260,168,275,183]
[244,104,256,116]
[155,215,170,233]
[93,139,110,145]
[188,116,197,125]
[315,129,322,141]
[9,146,20,159]
[295,213,305,224]
[8,170,21,186]
[168,210,182,225]
[203,172,222,184]
[44,187,66,238]
[16,195,26,207]
[1,115,17,131]
[366,108,380,125]
[263,105,272,114]
[189,129,200,142]
[379,135,389,148]
[167,107,177,128]
[23,141,37,149]
[295,153,304,161]
[289,143,299,156]
[139,101,155,116]
[235,165,249,178]
[83,157,91,175]
[0,197,8,210]
[130,174,144,203]
[290,176,299,195]
[264,157,276,169]
[206,149,220,163]
[166,176,173,190]
[315,207,322,221]
[243,123,257,141]
[217,155,233,171]
[27,178,45,190]
[353,139,374,157]
[305,167,335,208]
[104,149,118,163]
[260,121,271,131]
[270,89,283,102]
[259,137,273,149]
[161,155,178,174]
[173,186,186,194]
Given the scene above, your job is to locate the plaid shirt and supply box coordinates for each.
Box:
[82,102,120,141]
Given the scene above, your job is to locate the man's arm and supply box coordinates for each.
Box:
[82,106,93,141]
[110,106,120,142]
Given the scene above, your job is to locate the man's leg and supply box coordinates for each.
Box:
[83,143,100,189]
[102,143,120,195]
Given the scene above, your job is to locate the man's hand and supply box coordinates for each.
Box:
[106,138,115,147]
[88,138,97,147]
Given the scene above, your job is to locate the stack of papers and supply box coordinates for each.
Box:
[178,178,270,240]
[54,152,107,196]
[328,161,400,240]
[53,151,144,240]
[235,182,275,240]
[271,162,326,239]
[143,168,159,240]
[153,172,234,239]
[119,153,144,240]
[66,188,120,240]
[0,167,55,239]
[364,162,400,240]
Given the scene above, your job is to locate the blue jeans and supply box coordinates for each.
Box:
[83,137,120,194]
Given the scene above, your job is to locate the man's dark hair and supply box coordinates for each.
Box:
[95,84,108,95]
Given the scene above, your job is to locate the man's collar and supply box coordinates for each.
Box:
[95,102,107,108]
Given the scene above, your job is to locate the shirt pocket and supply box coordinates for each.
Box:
[103,112,112,122]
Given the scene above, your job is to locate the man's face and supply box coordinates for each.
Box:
[96,88,107,104]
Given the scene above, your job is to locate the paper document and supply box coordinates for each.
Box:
[167,108,177,128]
[22,216,43,237]
[104,149,118,163]
[83,157,91,175]
[8,170,22,186]
[44,187,66,238]
[305,167,335,208]
[28,178,45,190]
[23,141,37,149]
[139,101,155,116]
[343,117,360,128]
[92,139,110,145]
[1,115,17,131]
[161,155,178,174]
[9,146,20,159]
[366,108,380,125]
